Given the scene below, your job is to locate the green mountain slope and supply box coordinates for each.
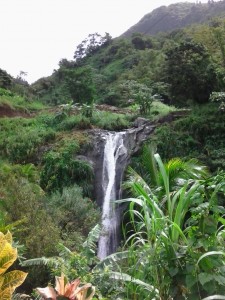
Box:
[122,1,225,36]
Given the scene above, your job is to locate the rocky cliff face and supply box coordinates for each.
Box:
[85,118,155,206]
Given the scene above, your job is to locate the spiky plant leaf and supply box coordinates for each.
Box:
[73,283,95,300]
[142,144,159,186]
[55,273,66,295]
[0,219,26,235]
[36,286,56,299]
[64,278,80,298]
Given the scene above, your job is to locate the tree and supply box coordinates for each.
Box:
[131,33,153,50]
[164,41,217,104]
[74,32,112,64]
[0,68,12,89]
[64,65,96,105]
[120,80,154,115]
[211,25,225,67]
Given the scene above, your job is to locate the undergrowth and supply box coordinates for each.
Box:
[0,89,46,112]
[153,103,225,171]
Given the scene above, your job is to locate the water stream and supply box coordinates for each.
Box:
[97,132,127,260]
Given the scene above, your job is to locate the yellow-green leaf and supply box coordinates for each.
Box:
[1,270,27,294]
[4,232,12,245]
[0,243,17,275]
[0,287,12,300]
[0,276,4,289]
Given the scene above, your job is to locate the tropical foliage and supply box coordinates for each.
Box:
[0,231,27,299]
[1,2,225,298]
[98,154,225,299]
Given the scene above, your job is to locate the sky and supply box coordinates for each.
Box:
[0,0,208,83]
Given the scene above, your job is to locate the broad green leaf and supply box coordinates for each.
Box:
[186,274,197,288]
[197,251,225,266]
[201,296,225,300]
[168,267,178,276]
[214,274,225,286]
[93,251,129,271]
[198,273,214,286]
[109,271,160,296]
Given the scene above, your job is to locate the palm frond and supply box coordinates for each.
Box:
[108,271,160,297]
[21,256,62,269]
[83,224,101,257]
[93,251,129,271]
[142,144,159,187]
[124,166,152,197]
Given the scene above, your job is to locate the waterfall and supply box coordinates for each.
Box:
[97,132,127,260]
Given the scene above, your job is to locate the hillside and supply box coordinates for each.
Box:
[122,1,225,36]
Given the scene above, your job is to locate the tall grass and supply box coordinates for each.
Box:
[92,111,131,130]
[103,153,225,299]
[0,117,55,162]
[0,92,46,112]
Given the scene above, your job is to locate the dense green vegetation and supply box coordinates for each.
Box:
[0,2,225,299]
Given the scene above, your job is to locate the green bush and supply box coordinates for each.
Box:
[58,114,92,130]
[153,104,225,171]
[0,169,60,258]
[210,91,225,112]
[40,141,93,194]
[0,91,46,112]
[0,117,56,163]
[0,87,14,97]
[92,111,131,130]
[46,185,100,251]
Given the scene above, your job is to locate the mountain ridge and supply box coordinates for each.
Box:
[122,1,225,37]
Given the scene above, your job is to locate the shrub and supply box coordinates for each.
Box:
[46,185,101,251]
[0,87,14,97]
[40,142,93,194]
[153,104,225,171]
[210,91,225,112]
[0,166,60,258]
[92,111,131,130]
[0,117,56,163]
[58,114,92,131]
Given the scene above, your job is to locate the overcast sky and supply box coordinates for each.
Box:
[0,0,208,83]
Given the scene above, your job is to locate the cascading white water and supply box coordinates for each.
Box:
[97,132,127,260]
